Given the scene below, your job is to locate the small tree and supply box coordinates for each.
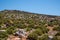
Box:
[28,32,38,40]
[6,26,16,34]
[53,26,60,31]
[34,28,43,36]
[0,31,8,39]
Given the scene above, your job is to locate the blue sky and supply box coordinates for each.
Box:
[0,0,60,16]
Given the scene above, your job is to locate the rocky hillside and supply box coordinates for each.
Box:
[0,10,60,40]
[0,10,60,21]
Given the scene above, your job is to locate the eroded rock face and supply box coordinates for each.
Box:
[7,29,28,40]
[15,29,27,37]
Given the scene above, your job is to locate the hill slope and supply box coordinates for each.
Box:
[0,10,60,40]
[0,10,60,20]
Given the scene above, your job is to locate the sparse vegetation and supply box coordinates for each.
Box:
[0,10,60,40]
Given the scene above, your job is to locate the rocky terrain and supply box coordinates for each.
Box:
[0,10,60,40]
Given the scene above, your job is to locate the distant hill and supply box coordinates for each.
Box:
[0,10,60,21]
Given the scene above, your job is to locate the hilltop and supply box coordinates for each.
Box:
[0,10,60,20]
